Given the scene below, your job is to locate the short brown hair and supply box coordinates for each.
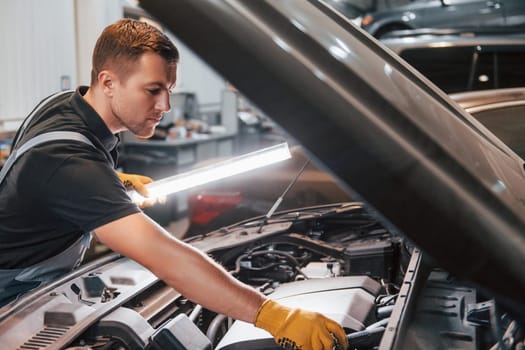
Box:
[90,18,179,85]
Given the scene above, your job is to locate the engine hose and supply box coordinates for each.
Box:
[232,250,301,275]
[189,304,203,323]
[206,313,231,342]
[366,318,389,330]
[346,326,385,349]
[377,304,395,319]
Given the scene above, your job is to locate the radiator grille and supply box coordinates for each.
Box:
[17,326,70,350]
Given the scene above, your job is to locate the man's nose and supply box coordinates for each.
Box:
[156,92,171,112]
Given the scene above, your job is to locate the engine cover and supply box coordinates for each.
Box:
[216,276,381,350]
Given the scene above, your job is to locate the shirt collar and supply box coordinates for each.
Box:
[71,86,119,152]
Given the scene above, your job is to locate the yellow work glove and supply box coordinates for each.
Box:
[254,299,348,350]
[116,171,156,208]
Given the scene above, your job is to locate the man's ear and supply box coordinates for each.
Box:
[98,70,117,97]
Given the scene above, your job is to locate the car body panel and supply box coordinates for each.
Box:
[381,31,525,93]
[452,86,525,110]
[451,87,525,160]
[504,0,525,26]
[361,0,523,37]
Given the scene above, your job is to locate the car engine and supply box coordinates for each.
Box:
[0,203,522,350]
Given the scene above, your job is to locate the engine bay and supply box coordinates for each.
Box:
[1,203,522,349]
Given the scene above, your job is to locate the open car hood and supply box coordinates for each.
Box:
[138,0,525,305]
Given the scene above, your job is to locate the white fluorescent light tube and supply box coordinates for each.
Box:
[129,142,291,203]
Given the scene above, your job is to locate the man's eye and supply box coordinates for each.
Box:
[147,89,161,95]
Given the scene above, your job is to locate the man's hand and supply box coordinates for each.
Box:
[116,171,156,208]
[254,299,348,350]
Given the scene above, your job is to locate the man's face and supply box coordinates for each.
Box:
[110,52,177,138]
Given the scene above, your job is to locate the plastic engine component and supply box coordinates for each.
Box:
[216,276,381,350]
[146,313,212,350]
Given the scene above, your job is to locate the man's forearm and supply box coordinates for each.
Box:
[154,238,266,323]
[95,212,266,323]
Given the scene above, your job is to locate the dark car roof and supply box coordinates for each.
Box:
[381,30,525,53]
[140,0,525,305]
[379,30,525,93]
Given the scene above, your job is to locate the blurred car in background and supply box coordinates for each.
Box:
[321,0,371,25]
[451,87,525,159]
[381,29,525,93]
[361,0,525,38]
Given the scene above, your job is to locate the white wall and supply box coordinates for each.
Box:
[0,0,226,131]
[74,0,125,86]
[0,0,76,129]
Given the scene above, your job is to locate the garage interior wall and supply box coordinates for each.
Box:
[0,0,226,133]
[0,0,77,131]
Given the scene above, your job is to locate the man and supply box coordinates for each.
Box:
[0,19,347,350]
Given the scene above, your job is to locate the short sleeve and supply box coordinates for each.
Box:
[19,142,140,233]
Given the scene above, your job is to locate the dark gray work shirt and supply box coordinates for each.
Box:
[0,87,140,268]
